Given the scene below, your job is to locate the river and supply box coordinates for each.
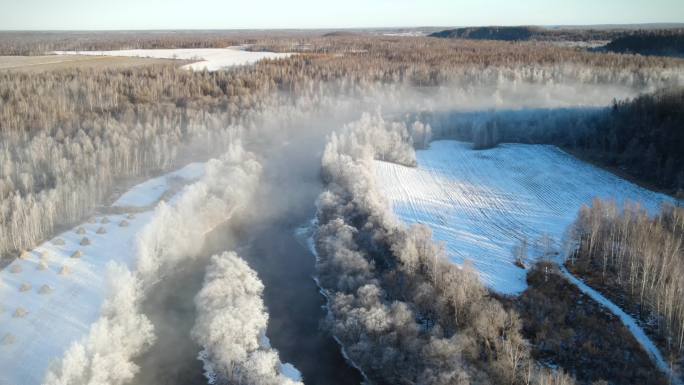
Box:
[131,128,363,385]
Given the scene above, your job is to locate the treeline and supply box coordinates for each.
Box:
[0,30,301,56]
[569,199,684,357]
[429,26,543,41]
[586,89,684,191]
[422,88,684,192]
[429,26,622,42]
[604,30,684,57]
[419,108,601,149]
[315,115,574,384]
[2,35,682,262]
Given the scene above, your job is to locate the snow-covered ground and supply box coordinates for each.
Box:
[54,47,291,71]
[0,162,205,385]
[0,215,152,385]
[261,335,303,383]
[374,140,672,295]
[382,31,428,37]
[113,162,205,208]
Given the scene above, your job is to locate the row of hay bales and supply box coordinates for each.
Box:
[1,213,137,346]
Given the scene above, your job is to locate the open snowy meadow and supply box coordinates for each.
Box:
[54,47,292,71]
[374,140,672,294]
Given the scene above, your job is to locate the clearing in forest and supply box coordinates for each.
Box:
[373,140,671,294]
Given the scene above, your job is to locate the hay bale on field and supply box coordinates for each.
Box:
[13,307,28,318]
[38,285,53,295]
[59,265,70,275]
[75,227,86,235]
[53,238,65,246]
[96,226,107,234]
[10,265,22,274]
[119,220,129,227]
[2,333,16,345]
[79,237,91,246]
[19,283,31,292]
[71,250,82,259]
[101,217,110,224]
[37,260,48,271]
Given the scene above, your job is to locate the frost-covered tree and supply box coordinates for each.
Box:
[192,252,302,385]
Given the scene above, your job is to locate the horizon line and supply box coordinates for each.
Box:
[1,22,683,33]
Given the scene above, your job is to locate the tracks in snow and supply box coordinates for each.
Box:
[373,140,670,294]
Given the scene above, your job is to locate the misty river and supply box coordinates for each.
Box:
[131,123,363,385]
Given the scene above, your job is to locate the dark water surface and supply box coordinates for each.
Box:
[235,219,363,385]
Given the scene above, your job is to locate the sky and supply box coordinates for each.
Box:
[0,0,682,30]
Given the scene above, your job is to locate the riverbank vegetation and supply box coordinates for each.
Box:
[315,115,575,384]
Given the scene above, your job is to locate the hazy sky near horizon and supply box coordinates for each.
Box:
[1,0,682,30]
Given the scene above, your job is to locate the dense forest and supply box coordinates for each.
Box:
[578,90,684,192]
[604,30,684,57]
[430,26,543,41]
[0,31,284,56]
[429,26,623,42]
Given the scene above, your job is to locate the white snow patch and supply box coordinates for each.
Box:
[280,362,303,382]
[54,47,292,71]
[374,140,672,295]
[263,329,302,382]
[113,162,205,208]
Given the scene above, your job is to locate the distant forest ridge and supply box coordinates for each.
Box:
[603,30,684,56]
[430,26,624,41]
[430,26,684,45]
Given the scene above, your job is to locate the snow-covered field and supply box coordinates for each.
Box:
[374,140,672,295]
[0,212,151,385]
[54,47,291,71]
[0,162,204,385]
[113,162,205,208]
